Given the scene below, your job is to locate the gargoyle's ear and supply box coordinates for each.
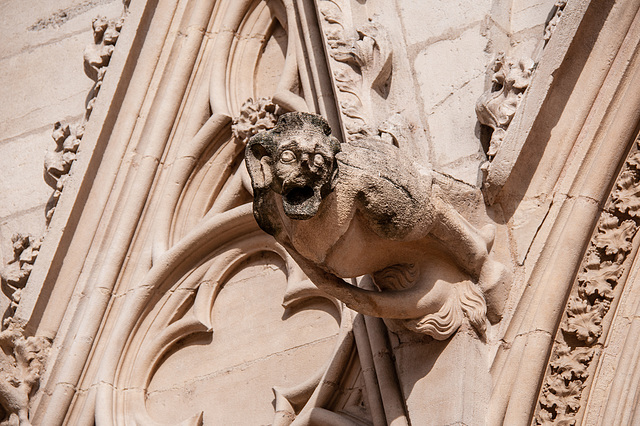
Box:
[245,133,274,190]
[329,135,341,154]
[329,135,341,190]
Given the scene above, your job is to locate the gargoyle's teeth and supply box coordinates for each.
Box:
[284,186,314,205]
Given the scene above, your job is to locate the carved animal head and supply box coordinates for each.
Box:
[246,112,341,220]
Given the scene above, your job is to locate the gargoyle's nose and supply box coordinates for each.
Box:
[300,153,310,168]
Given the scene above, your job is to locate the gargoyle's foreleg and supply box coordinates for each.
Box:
[430,196,495,278]
[284,244,450,320]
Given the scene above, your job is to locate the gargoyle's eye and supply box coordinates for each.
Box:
[313,154,325,167]
[280,150,296,163]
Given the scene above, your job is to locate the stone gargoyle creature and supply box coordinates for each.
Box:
[245,112,510,339]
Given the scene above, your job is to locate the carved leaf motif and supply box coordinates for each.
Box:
[325,28,342,43]
[331,39,358,65]
[536,412,577,426]
[536,409,554,424]
[540,375,583,415]
[577,261,623,300]
[564,298,602,344]
[536,411,579,426]
[340,100,365,121]
[626,152,640,170]
[544,0,568,42]
[476,54,533,161]
[594,214,637,256]
[612,170,640,217]
[554,415,578,426]
[333,69,360,97]
[232,98,282,142]
[550,346,593,382]
[0,324,50,422]
[319,2,344,28]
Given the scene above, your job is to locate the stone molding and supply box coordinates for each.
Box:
[536,136,640,424]
[488,2,640,423]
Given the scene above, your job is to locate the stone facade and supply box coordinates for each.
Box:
[1,0,639,424]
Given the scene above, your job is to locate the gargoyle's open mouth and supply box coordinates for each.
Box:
[281,184,322,220]
[284,185,314,205]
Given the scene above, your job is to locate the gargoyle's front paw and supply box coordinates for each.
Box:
[478,258,512,324]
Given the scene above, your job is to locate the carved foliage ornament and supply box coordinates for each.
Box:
[0,323,49,426]
[0,14,124,422]
[246,112,511,340]
[477,0,566,169]
[536,140,640,424]
[319,1,392,141]
[42,13,124,227]
[44,122,83,225]
[232,98,284,144]
[83,15,123,117]
[0,235,42,320]
[544,0,568,43]
[476,53,534,161]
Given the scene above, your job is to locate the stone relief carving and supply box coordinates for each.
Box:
[476,54,534,164]
[536,139,640,424]
[43,14,124,226]
[544,0,568,43]
[44,122,83,225]
[0,236,47,426]
[319,0,392,141]
[0,13,125,422]
[476,0,569,176]
[0,235,42,321]
[246,112,511,340]
[232,98,284,144]
[0,323,49,426]
[83,15,124,117]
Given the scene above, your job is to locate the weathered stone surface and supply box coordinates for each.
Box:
[414,27,489,114]
[146,262,339,425]
[246,112,510,339]
[0,35,93,141]
[511,0,558,34]
[397,0,492,45]
[428,73,487,185]
[0,131,54,219]
[0,0,121,60]
[1,0,637,424]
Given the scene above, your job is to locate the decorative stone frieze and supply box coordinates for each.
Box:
[0,12,125,421]
[83,15,124,117]
[0,235,42,319]
[43,122,83,225]
[246,112,510,340]
[544,1,568,43]
[318,1,392,141]
[476,0,570,184]
[42,13,124,227]
[536,139,640,424]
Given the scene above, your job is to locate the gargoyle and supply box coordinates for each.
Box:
[245,112,509,339]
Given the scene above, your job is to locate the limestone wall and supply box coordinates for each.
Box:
[0,0,123,263]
